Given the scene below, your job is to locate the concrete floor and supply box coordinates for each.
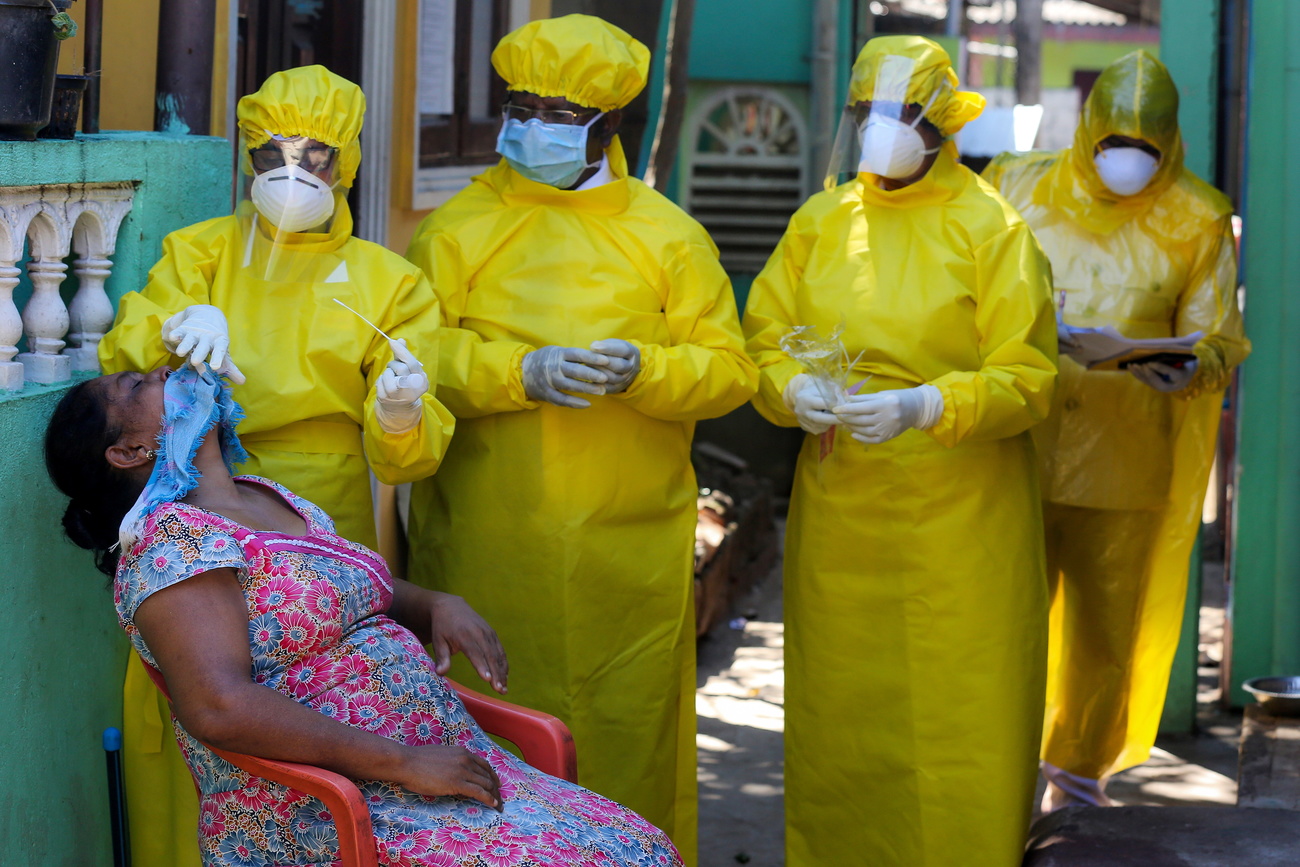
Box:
[1104,561,1240,810]
[694,549,1244,865]
[696,562,786,867]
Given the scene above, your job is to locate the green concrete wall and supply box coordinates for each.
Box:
[1229,0,1300,705]
[0,132,231,866]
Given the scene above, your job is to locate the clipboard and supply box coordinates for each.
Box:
[1060,325,1201,371]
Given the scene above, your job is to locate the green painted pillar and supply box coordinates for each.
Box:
[1157,0,1220,734]
[1162,0,1220,183]
[1228,0,1300,706]
[837,0,853,107]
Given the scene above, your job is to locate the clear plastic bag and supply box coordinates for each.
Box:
[781,324,870,461]
[780,324,856,408]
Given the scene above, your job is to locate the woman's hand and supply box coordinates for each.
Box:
[398,745,503,810]
[390,580,509,694]
[428,593,509,694]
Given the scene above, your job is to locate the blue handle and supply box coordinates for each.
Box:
[103,727,130,867]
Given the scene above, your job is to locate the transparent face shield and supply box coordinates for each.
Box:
[235,132,346,282]
[824,55,945,189]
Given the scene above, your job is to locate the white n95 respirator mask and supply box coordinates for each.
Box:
[1093,146,1160,197]
[249,165,337,233]
[858,114,940,180]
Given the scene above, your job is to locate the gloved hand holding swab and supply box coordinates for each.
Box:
[334,298,430,433]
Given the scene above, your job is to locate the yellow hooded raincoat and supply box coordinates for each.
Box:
[99,66,456,867]
[983,50,1250,781]
[404,16,756,862]
[744,36,1057,867]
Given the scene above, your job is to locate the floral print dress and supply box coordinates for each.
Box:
[114,477,683,867]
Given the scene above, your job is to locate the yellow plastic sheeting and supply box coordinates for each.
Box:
[99,201,454,867]
[743,145,1057,866]
[404,136,757,864]
[983,49,1249,780]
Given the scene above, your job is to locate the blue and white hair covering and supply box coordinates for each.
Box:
[117,365,248,550]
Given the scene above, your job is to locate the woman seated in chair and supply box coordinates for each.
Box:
[45,364,683,867]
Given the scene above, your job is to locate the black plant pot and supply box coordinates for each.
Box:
[0,0,74,142]
[38,73,88,139]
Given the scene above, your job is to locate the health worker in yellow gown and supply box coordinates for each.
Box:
[982,50,1250,811]
[403,15,757,862]
[99,66,457,867]
[744,36,1057,867]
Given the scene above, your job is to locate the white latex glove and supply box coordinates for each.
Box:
[588,338,641,394]
[833,384,944,445]
[161,304,246,384]
[521,345,611,409]
[782,373,839,435]
[374,338,429,434]
[1129,358,1197,393]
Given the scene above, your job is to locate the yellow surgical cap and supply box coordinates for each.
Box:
[849,35,984,137]
[237,65,365,187]
[491,14,651,112]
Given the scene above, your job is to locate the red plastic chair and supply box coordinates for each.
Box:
[141,661,577,867]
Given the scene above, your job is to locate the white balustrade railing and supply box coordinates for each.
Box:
[0,182,135,390]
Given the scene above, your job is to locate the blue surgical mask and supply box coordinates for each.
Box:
[117,365,247,549]
[496,112,605,189]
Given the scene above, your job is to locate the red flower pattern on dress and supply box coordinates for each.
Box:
[198,801,225,838]
[276,609,319,654]
[284,657,332,699]
[345,691,389,725]
[397,709,444,745]
[251,575,306,614]
[332,651,371,682]
[433,825,485,858]
[481,839,525,867]
[230,781,275,811]
[306,578,338,618]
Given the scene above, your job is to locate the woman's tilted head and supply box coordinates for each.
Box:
[44,368,170,576]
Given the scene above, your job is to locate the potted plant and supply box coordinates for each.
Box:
[0,0,77,141]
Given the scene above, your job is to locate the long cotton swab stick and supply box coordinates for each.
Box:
[333,297,395,341]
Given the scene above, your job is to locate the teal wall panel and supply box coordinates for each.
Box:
[1158,0,1220,733]
[1161,0,1219,182]
[1230,0,1300,705]
[688,0,812,83]
[0,132,231,865]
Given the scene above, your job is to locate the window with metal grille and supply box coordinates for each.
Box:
[682,87,809,274]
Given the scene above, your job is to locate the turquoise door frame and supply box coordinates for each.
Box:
[1157,0,1221,733]
[1226,0,1300,706]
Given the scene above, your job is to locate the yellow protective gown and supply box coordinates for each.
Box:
[404,136,757,862]
[982,50,1250,780]
[745,142,1057,866]
[99,200,455,867]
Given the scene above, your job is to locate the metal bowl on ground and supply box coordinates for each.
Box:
[1243,676,1300,717]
